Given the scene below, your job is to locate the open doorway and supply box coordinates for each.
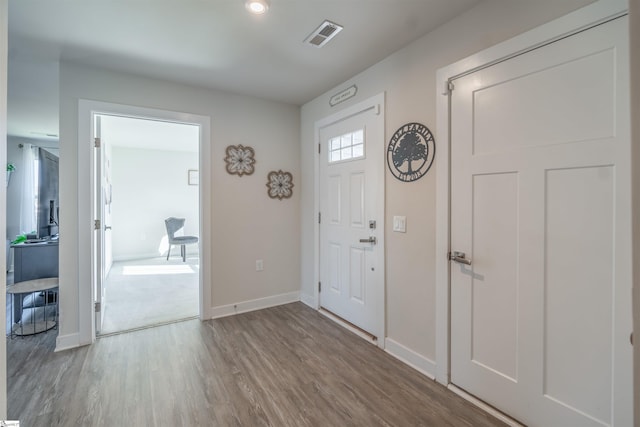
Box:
[94,114,200,335]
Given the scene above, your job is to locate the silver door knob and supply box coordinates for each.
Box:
[359,237,377,244]
[449,251,471,265]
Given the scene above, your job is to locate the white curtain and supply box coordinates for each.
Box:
[19,144,38,234]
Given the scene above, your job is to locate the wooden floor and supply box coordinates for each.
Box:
[7,303,506,426]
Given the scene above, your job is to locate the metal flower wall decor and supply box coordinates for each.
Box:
[224,145,256,176]
[266,170,294,200]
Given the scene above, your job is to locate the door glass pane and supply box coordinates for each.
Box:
[352,143,364,158]
[328,129,365,163]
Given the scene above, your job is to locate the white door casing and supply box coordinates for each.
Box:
[78,100,211,345]
[447,14,631,427]
[315,93,385,345]
[93,115,113,334]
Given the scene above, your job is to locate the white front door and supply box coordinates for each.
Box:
[450,16,631,426]
[318,97,384,339]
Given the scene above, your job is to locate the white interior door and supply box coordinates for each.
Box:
[103,138,113,277]
[93,115,106,333]
[319,101,384,339]
[450,16,631,426]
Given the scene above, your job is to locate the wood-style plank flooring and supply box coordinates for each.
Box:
[7,303,506,426]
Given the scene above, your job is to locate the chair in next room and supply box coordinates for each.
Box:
[165,217,198,262]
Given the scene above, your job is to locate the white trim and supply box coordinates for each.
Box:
[112,251,200,263]
[448,385,524,427]
[300,292,316,309]
[385,338,436,380]
[210,291,300,319]
[434,0,628,388]
[112,253,174,262]
[0,2,7,417]
[75,99,212,346]
[55,333,81,352]
[313,92,386,349]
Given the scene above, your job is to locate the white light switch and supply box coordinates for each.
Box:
[393,216,406,233]
[256,259,264,271]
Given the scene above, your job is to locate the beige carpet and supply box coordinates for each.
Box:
[100,256,199,334]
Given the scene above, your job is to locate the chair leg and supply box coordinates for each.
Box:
[167,245,171,260]
[181,244,186,262]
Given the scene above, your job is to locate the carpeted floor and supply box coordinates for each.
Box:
[100,256,199,334]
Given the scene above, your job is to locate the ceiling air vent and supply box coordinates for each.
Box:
[304,20,343,48]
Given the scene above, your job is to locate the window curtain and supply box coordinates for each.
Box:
[19,144,38,235]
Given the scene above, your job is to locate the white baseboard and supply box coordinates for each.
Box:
[210,291,300,319]
[55,332,81,352]
[385,338,436,380]
[112,253,162,262]
[112,251,200,262]
[300,292,316,309]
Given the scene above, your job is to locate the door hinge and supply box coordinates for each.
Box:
[94,219,100,230]
[318,212,321,224]
[443,80,455,95]
[94,137,101,148]
[318,282,322,292]
[94,301,101,312]
[318,143,321,154]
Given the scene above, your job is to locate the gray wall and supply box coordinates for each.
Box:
[300,0,596,372]
[59,63,300,344]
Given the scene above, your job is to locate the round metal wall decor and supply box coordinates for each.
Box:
[387,122,435,183]
[266,170,294,200]
[224,144,256,176]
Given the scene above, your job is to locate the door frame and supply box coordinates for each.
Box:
[78,100,212,343]
[313,92,386,348]
[435,0,628,388]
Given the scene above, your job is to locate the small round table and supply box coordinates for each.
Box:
[7,277,59,337]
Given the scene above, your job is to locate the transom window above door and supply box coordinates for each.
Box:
[328,129,364,163]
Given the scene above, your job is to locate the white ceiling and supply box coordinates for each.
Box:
[7,0,482,144]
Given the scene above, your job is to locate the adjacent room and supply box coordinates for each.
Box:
[2,0,638,426]
[96,114,201,335]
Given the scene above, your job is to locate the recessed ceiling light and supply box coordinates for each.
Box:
[245,0,270,14]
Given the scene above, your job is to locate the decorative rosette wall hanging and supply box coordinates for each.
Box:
[224,145,256,176]
[266,170,294,200]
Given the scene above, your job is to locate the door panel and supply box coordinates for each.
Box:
[450,17,631,426]
[349,247,365,303]
[319,103,384,338]
[473,49,615,156]
[544,166,614,423]
[349,172,365,227]
[329,243,341,293]
[471,172,519,382]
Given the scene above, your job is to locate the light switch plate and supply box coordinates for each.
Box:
[256,259,264,271]
[393,216,406,233]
